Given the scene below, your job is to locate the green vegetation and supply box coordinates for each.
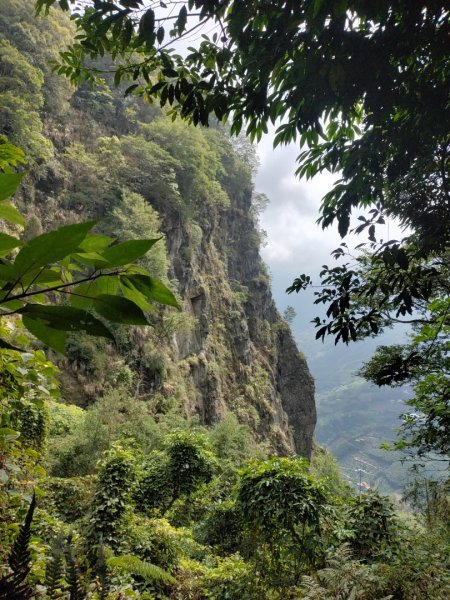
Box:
[360,296,450,460]
[1,367,449,599]
[36,0,449,466]
[0,2,448,598]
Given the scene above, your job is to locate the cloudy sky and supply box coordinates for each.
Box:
[256,127,340,274]
[253,125,406,354]
[254,125,345,339]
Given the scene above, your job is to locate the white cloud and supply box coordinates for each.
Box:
[254,128,406,281]
[255,131,340,276]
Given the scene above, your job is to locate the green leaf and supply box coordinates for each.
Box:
[156,26,164,44]
[0,201,26,226]
[93,294,149,324]
[69,282,96,310]
[19,305,114,339]
[71,252,109,267]
[0,262,16,281]
[0,427,20,441]
[32,269,63,284]
[70,276,118,309]
[125,274,179,308]
[0,172,25,201]
[120,279,153,312]
[22,316,67,353]
[0,299,25,312]
[0,140,26,170]
[14,221,97,278]
[139,8,155,45]
[78,233,114,252]
[177,5,187,34]
[125,84,139,96]
[0,233,22,257]
[101,238,160,267]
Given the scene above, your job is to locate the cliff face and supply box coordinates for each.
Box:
[1,0,316,457]
[155,159,316,456]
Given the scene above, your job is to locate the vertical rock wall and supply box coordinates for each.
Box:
[158,173,316,457]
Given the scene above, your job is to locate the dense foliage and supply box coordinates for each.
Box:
[31,0,450,466]
[1,361,449,598]
[0,2,449,598]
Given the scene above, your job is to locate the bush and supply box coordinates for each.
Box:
[127,516,180,571]
[195,500,243,555]
[346,491,398,562]
[42,476,94,523]
[134,450,173,515]
[86,442,137,557]
[203,554,255,600]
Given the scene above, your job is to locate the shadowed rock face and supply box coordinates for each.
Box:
[156,176,316,457]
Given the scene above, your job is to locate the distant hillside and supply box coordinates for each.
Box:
[266,275,412,492]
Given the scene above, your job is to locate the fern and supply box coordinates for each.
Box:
[8,493,36,579]
[65,532,86,600]
[107,554,177,586]
[0,575,33,600]
[301,544,393,600]
[45,532,66,598]
[0,494,36,600]
[96,537,109,600]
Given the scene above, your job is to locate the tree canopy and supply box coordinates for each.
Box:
[35,0,448,310]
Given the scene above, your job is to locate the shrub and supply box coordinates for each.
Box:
[195,500,243,555]
[86,442,137,558]
[42,476,94,523]
[346,491,398,561]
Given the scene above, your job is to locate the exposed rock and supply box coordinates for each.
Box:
[157,168,316,457]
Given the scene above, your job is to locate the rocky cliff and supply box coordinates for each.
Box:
[158,153,316,456]
[1,0,316,457]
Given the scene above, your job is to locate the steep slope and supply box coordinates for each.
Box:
[0,0,315,456]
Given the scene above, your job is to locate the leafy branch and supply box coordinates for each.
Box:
[0,139,179,353]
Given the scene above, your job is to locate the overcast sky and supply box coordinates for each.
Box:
[253,126,406,355]
[254,125,345,336]
[255,128,339,285]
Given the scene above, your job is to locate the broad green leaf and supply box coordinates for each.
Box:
[101,238,161,267]
[70,276,118,309]
[22,315,67,353]
[93,275,119,297]
[32,268,63,284]
[0,266,62,294]
[0,201,26,226]
[78,233,114,252]
[0,172,25,201]
[0,299,24,312]
[120,279,153,312]
[125,274,179,308]
[0,232,22,256]
[19,304,114,340]
[14,221,97,278]
[93,294,149,324]
[72,252,109,267]
[0,428,20,441]
[0,262,15,281]
[69,281,96,310]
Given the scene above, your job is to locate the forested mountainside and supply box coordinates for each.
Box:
[0,0,315,457]
[0,2,449,599]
